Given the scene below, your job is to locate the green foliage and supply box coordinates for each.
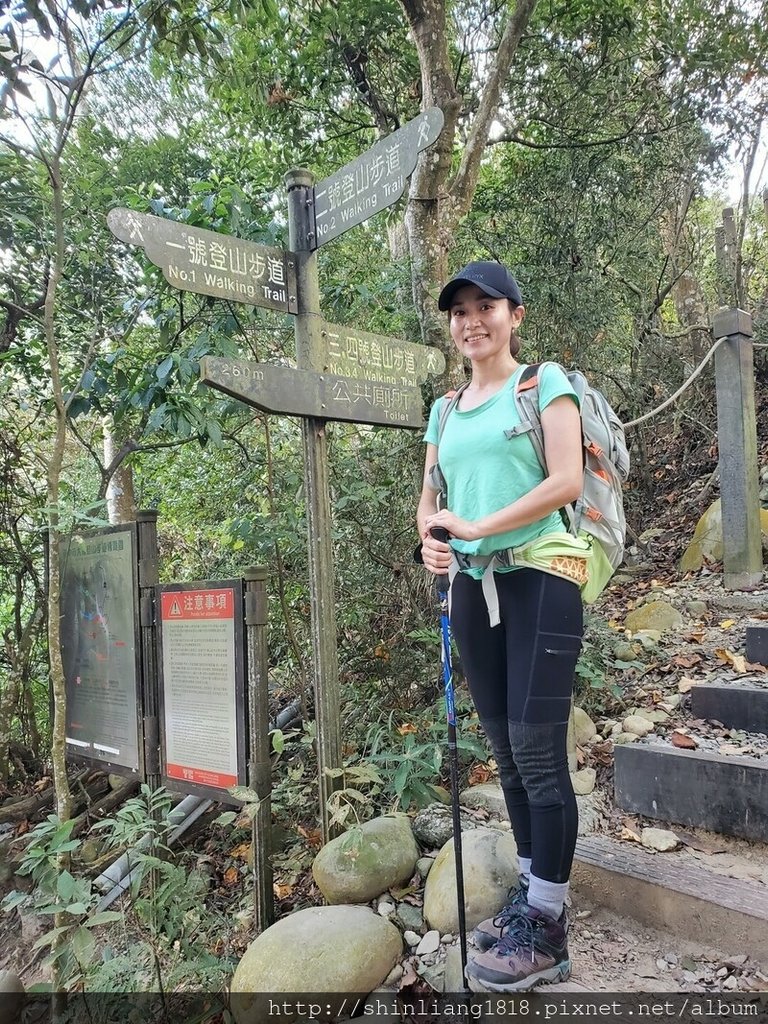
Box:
[362,699,487,811]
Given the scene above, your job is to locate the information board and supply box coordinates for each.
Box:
[157,580,247,802]
[60,526,142,773]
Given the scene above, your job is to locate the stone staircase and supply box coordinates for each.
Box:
[590,624,768,961]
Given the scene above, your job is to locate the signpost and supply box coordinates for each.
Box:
[108,108,446,843]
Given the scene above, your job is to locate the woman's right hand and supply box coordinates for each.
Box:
[420,529,452,575]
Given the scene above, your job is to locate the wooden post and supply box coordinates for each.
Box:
[285,168,342,844]
[712,308,763,590]
[136,509,160,788]
[244,565,274,931]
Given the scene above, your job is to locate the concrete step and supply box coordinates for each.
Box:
[691,680,768,734]
[572,833,768,963]
[614,741,768,841]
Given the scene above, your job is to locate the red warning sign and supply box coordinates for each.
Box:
[160,588,234,621]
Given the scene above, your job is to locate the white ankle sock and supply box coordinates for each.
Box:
[527,874,568,921]
[518,857,532,884]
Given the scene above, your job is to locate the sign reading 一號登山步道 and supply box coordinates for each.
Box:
[107,209,298,314]
[312,108,444,248]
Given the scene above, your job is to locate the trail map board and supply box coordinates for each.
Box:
[60,526,142,773]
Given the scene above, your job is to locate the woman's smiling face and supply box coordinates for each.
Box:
[448,283,523,363]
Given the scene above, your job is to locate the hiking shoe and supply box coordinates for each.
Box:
[471,878,529,952]
[466,903,571,992]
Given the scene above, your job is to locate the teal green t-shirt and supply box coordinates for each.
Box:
[424,363,579,563]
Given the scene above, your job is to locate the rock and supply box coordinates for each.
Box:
[573,707,597,746]
[633,629,662,645]
[570,768,596,796]
[311,813,418,904]
[602,719,618,736]
[631,708,669,724]
[441,933,453,943]
[403,929,421,947]
[0,970,24,1022]
[384,963,404,987]
[459,783,507,818]
[443,945,465,993]
[416,856,435,880]
[108,773,127,791]
[641,828,680,852]
[614,732,639,744]
[430,785,452,805]
[723,975,738,990]
[423,827,518,933]
[566,705,577,773]
[680,499,768,572]
[686,600,708,618]
[411,803,479,848]
[419,962,446,992]
[576,791,608,835]
[395,902,424,934]
[230,906,402,1024]
[625,600,683,633]
[415,929,441,956]
[377,901,395,917]
[622,715,655,737]
[614,641,642,661]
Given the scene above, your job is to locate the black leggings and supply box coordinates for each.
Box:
[450,568,583,883]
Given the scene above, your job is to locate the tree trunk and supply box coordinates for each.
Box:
[399,0,539,383]
[103,416,137,524]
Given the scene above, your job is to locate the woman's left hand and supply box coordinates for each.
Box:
[425,510,479,542]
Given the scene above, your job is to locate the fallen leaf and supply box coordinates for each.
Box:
[714,648,747,672]
[719,619,736,629]
[229,843,251,861]
[671,732,698,749]
[399,959,420,990]
[620,826,642,843]
[397,722,418,735]
[297,824,322,847]
[672,654,702,669]
[223,866,240,886]
[468,763,493,785]
[684,630,707,642]
[678,676,695,693]
[273,881,293,898]
[745,661,767,673]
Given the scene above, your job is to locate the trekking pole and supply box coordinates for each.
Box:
[431,527,470,993]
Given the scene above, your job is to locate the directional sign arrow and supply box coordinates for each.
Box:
[201,357,423,428]
[312,107,444,248]
[107,209,299,314]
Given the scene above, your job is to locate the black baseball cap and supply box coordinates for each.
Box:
[437,261,523,311]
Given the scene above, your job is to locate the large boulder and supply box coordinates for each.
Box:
[680,499,768,572]
[423,827,518,933]
[459,783,507,818]
[230,906,402,1024]
[311,813,418,904]
[573,707,597,746]
[624,600,682,634]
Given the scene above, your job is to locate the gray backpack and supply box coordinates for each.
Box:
[432,362,630,596]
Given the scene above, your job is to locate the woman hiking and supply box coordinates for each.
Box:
[417,260,588,992]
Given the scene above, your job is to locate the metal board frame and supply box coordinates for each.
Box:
[59,523,144,777]
[156,579,248,804]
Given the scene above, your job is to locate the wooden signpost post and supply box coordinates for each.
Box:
[109,108,446,842]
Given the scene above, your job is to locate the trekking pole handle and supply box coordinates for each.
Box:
[430,527,450,592]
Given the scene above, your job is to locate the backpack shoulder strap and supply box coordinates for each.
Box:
[436,381,470,444]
